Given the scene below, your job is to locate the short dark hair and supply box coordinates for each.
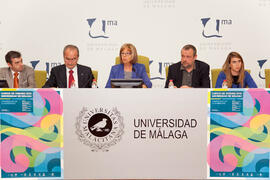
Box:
[63,44,79,57]
[5,51,21,64]
[182,44,197,56]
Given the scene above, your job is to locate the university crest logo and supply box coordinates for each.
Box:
[75,107,124,151]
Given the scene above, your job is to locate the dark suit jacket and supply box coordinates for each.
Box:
[165,60,210,88]
[43,64,93,88]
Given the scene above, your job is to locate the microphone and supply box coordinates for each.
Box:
[132,67,139,78]
[132,66,144,88]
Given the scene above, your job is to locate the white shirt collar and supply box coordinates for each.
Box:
[10,69,20,78]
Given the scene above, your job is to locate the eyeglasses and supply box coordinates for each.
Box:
[121,52,132,56]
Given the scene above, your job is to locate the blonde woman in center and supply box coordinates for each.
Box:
[105,43,152,88]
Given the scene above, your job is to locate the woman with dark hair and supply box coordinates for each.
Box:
[215,52,257,88]
[105,43,152,88]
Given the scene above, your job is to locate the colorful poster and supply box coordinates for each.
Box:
[208,89,270,178]
[0,89,63,178]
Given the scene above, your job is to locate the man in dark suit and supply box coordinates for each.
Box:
[0,51,36,88]
[43,44,93,88]
[165,44,210,88]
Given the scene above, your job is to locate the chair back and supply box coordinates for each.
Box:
[211,69,251,88]
[35,70,47,88]
[115,55,150,78]
[165,66,169,79]
[265,69,270,88]
[92,70,98,81]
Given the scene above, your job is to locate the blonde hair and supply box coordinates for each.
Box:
[222,52,245,88]
[119,43,138,64]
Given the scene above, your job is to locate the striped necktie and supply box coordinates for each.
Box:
[14,72,19,88]
[69,70,75,88]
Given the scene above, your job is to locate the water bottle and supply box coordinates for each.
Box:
[70,80,76,88]
[222,80,228,88]
[92,79,98,88]
[168,80,174,88]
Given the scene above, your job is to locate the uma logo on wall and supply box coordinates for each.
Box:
[75,107,124,152]
[30,60,61,78]
[150,60,174,81]
[257,59,268,79]
[201,17,232,38]
[87,18,118,38]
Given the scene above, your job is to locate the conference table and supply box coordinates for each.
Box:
[0,88,269,179]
